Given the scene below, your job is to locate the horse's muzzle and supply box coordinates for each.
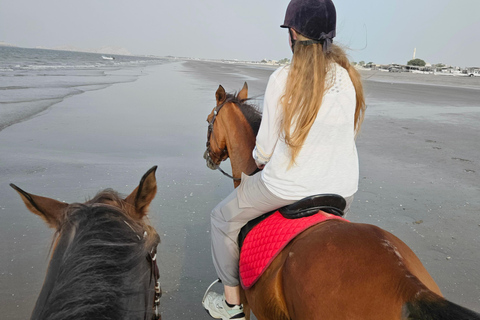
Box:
[204,149,219,170]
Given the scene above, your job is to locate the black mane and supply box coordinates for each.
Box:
[226,93,262,135]
[34,195,158,320]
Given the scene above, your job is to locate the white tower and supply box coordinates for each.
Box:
[413,48,416,60]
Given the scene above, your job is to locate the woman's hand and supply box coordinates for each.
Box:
[255,160,265,170]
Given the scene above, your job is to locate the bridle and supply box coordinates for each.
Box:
[147,246,162,320]
[205,97,263,181]
[124,220,162,320]
[205,98,241,181]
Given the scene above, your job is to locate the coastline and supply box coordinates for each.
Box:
[0,60,478,319]
[0,46,169,132]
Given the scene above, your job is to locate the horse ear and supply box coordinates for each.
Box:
[10,184,68,229]
[215,85,227,105]
[237,82,248,101]
[125,166,158,220]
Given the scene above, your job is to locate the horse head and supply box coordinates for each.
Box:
[204,82,261,186]
[11,166,162,320]
[204,83,249,169]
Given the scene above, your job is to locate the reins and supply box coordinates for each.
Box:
[217,166,241,181]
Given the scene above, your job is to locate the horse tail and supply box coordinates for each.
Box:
[405,290,480,320]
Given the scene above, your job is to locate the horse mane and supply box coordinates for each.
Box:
[35,191,158,320]
[226,93,262,135]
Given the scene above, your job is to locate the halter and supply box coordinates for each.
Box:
[124,220,162,320]
[205,98,242,181]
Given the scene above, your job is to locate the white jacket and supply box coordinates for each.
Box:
[253,63,359,200]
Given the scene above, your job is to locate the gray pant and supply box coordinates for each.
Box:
[210,172,354,287]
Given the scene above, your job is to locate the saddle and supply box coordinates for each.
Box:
[238,194,348,289]
[238,194,346,249]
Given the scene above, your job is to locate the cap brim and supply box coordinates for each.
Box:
[280,24,289,28]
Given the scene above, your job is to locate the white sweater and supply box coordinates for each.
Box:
[253,63,359,200]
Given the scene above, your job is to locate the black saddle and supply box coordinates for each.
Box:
[238,194,346,249]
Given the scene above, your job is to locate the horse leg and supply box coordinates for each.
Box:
[245,248,292,320]
[379,229,442,295]
[240,287,251,320]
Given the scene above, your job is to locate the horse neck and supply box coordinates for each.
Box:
[31,231,72,319]
[220,103,257,187]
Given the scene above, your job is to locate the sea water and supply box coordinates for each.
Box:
[0,46,168,131]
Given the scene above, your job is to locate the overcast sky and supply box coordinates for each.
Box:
[1,0,479,67]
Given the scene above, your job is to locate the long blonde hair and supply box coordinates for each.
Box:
[281,41,366,166]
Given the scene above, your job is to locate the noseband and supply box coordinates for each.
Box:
[206,99,229,161]
[205,98,241,181]
[124,220,162,320]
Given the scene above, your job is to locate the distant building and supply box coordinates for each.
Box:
[356,60,478,77]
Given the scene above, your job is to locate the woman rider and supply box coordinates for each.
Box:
[203,0,366,319]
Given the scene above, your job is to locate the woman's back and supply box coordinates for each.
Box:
[259,62,358,200]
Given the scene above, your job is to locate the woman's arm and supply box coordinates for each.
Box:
[252,72,283,167]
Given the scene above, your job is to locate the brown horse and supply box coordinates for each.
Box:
[204,82,260,188]
[11,166,162,320]
[204,84,480,320]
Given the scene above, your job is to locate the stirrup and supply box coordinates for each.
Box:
[202,278,221,305]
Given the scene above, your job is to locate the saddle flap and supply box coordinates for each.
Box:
[278,194,346,219]
[238,210,275,249]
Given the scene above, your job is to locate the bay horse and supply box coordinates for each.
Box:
[204,83,480,320]
[11,166,162,320]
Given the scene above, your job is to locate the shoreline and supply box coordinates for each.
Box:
[0,46,170,132]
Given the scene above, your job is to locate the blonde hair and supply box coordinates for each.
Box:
[281,41,366,167]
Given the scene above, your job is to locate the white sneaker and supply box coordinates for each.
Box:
[202,291,246,320]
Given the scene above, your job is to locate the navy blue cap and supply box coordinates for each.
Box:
[281,0,336,50]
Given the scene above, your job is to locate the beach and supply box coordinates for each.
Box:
[0,60,479,319]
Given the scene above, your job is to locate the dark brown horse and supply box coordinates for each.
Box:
[204,84,480,320]
[11,166,162,320]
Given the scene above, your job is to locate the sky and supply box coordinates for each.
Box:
[1,0,479,67]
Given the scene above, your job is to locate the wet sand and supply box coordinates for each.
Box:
[356,68,480,312]
[0,61,479,319]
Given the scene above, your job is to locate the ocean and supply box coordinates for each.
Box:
[0,46,168,131]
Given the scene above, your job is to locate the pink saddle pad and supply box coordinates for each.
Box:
[239,210,347,289]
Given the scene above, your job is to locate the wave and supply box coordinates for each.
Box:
[0,47,170,132]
